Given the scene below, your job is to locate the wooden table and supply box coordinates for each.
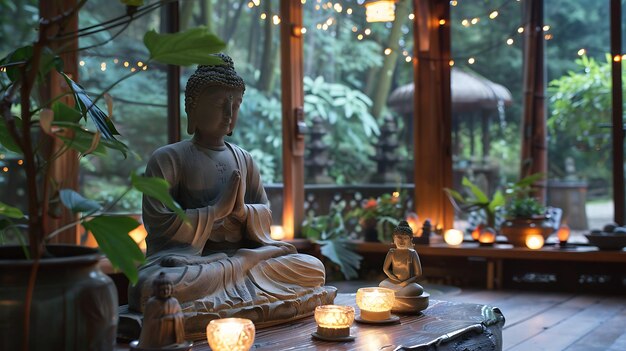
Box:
[116,293,505,351]
[354,242,626,291]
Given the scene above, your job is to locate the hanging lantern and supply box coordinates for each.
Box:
[365,0,396,23]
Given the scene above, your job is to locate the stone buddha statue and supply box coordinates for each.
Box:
[128,54,336,339]
[379,221,429,313]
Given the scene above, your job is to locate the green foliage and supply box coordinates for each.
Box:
[83,216,144,284]
[0,201,24,219]
[131,172,188,222]
[144,28,226,66]
[505,197,545,219]
[302,203,363,280]
[547,55,614,181]
[59,189,101,214]
[445,178,505,228]
[346,192,405,242]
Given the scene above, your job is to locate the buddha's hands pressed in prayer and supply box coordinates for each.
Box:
[213,170,241,220]
[230,172,247,223]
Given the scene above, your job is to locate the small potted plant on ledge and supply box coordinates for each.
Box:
[346,191,405,243]
[0,2,225,349]
[499,174,558,247]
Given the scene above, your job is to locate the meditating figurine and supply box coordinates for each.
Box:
[134,272,189,350]
[128,54,335,339]
[379,221,429,313]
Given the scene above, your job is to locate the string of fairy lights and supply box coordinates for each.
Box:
[3,0,625,172]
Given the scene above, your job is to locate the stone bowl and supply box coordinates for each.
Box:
[584,233,626,251]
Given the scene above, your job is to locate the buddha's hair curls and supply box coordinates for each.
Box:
[184,53,245,114]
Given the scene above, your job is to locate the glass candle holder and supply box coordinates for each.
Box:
[356,287,395,321]
[525,234,544,250]
[478,228,496,246]
[206,318,255,351]
[557,224,571,245]
[314,305,355,339]
[444,229,464,246]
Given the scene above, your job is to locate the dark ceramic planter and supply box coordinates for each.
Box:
[500,217,554,247]
[0,245,118,351]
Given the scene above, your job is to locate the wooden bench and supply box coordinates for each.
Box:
[353,241,626,292]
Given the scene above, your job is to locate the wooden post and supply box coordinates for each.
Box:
[165,1,181,144]
[610,0,624,225]
[40,0,80,244]
[412,0,453,230]
[519,0,547,201]
[280,0,305,239]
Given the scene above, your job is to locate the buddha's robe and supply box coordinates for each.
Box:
[137,296,185,348]
[128,141,330,335]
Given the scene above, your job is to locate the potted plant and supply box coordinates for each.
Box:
[500,174,555,247]
[0,2,225,349]
[444,177,505,230]
[346,191,405,242]
[302,202,363,280]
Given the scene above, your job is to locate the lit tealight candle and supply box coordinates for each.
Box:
[478,228,496,246]
[313,305,355,341]
[525,234,544,250]
[557,224,570,245]
[444,229,464,246]
[206,318,255,351]
[270,225,285,240]
[356,287,395,321]
[471,224,483,241]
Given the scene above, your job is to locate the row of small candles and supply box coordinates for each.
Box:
[205,287,397,349]
[443,224,571,249]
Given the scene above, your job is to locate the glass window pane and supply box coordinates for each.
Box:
[546,0,612,238]
[78,2,167,213]
[302,0,415,241]
[450,0,524,231]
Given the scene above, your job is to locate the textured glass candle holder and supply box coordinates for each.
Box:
[356,287,396,323]
[206,318,255,351]
[312,305,356,341]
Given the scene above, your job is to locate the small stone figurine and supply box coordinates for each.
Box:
[132,272,191,350]
[379,221,429,313]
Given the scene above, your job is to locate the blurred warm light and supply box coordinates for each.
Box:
[79,60,85,66]
[314,305,354,338]
[356,287,395,321]
[439,19,446,25]
[450,0,458,6]
[123,61,129,67]
[405,56,412,63]
[365,0,396,23]
[408,13,415,20]
[129,223,148,251]
[517,26,524,33]
[525,234,544,250]
[405,213,420,236]
[364,28,372,35]
[206,318,255,351]
[471,224,483,241]
[444,229,463,246]
[461,19,470,27]
[557,224,571,243]
[347,8,353,15]
[577,48,586,56]
[507,38,514,45]
[270,225,285,240]
[17,159,23,165]
[260,13,267,19]
[478,229,496,245]
[543,25,550,31]
[357,34,364,40]
[468,57,475,64]
[489,11,498,19]
[333,3,342,12]
[449,59,455,66]
[272,15,281,25]
[614,55,622,62]
[470,17,479,25]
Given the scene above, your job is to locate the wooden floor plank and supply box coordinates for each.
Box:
[507,297,626,351]
[564,308,626,351]
[502,295,602,349]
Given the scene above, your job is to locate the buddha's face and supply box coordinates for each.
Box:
[393,234,412,249]
[191,87,243,138]
[157,283,173,299]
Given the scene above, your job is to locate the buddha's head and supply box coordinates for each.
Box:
[184,53,246,137]
[153,272,174,299]
[392,221,414,249]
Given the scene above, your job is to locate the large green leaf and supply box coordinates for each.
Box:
[0,201,24,219]
[319,239,363,280]
[131,173,188,222]
[0,117,23,153]
[462,177,489,203]
[83,216,144,284]
[52,101,82,123]
[59,189,102,214]
[144,27,226,66]
[488,190,505,214]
